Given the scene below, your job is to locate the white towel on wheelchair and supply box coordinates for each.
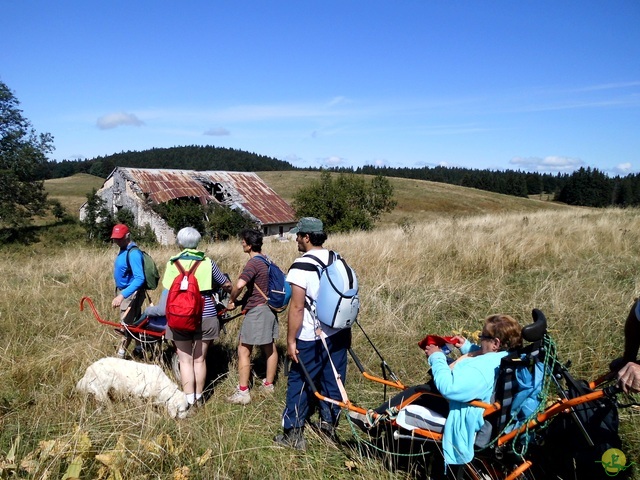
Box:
[395,404,447,433]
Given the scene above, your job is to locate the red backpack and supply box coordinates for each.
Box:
[166,260,204,332]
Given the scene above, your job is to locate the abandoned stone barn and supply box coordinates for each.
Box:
[80,167,297,245]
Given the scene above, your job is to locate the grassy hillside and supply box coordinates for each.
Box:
[44,173,106,217]
[46,171,574,225]
[258,171,573,227]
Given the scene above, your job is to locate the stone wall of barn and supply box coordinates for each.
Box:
[80,169,296,245]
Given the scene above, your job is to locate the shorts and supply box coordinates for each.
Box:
[119,289,146,325]
[166,316,220,342]
[239,304,278,346]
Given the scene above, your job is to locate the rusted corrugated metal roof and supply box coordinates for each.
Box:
[115,167,296,225]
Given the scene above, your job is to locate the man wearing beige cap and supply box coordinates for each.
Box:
[111,223,146,357]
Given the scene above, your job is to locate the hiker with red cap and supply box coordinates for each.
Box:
[110,224,147,357]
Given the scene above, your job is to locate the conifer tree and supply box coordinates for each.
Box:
[0,80,54,228]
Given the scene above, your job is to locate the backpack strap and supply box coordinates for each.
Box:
[174,259,201,276]
[339,256,356,290]
[254,254,270,266]
[305,251,336,269]
[288,252,336,314]
[318,329,349,403]
[288,251,334,277]
[248,255,270,305]
[174,259,186,276]
[124,246,148,299]
[125,245,140,275]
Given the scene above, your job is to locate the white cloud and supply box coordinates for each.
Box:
[327,96,350,107]
[614,163,633,175]
[96,112,144,130]
[322,156,345,166]
[283,154,304,164]
[203,127,230,136]
[509,155,584,172]
[570,81,640,93]
[374,158,387,167]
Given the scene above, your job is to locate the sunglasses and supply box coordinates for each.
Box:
[479,334,495,341]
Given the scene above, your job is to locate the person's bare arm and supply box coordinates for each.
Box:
[227,278,247,310]
[287,284,306,363]
[623,302,640,362]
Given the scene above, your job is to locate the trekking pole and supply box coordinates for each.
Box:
[296,357,345,408]
[551,363,595,447]
[354,319,402,384]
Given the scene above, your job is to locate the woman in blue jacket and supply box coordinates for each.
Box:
[350,314,522,469]
[425,314,522,466]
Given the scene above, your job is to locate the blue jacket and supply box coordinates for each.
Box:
[113,242,145,298]
[428,341,508,466]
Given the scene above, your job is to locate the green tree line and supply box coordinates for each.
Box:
[40,149,640,208]
[42,145,293,179]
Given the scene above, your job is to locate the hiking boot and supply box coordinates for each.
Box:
[131,345,144,360]
[227,387,251,405]
[273,427,306,450]
[184,403,199,418]
[258,380,275,393]
[183,396,206,418]
[309,420,338,441]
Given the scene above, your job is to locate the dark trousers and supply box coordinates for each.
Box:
[282,328,351,430]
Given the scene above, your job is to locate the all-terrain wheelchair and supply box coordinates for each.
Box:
[80,282,239,382]
[299,309,636,479]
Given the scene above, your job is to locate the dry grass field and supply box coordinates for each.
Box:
[0,174,637,478]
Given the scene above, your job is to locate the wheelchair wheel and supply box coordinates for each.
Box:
[453,458,539,480]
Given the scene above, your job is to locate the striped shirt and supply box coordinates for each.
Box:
[238,255,270,311]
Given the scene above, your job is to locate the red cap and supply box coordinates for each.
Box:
[110,224,130,239]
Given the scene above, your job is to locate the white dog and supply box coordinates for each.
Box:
[76,357,188,419]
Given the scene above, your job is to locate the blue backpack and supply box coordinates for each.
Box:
[293,251,360,329]
[255,255,292,313]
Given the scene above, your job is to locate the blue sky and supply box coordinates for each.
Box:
[3,1,639,175]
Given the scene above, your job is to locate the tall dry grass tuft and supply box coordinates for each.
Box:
[1,208,639,478]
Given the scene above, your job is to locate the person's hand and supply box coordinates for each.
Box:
[112,294,124,308]
[618,362,640,393]
[226,300,237,310]
[287,341,299,363]
[425,344,442,357]
[450,335,466,348]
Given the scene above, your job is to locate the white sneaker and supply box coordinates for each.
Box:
[227,387,251,405]
[259,380,275,393]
